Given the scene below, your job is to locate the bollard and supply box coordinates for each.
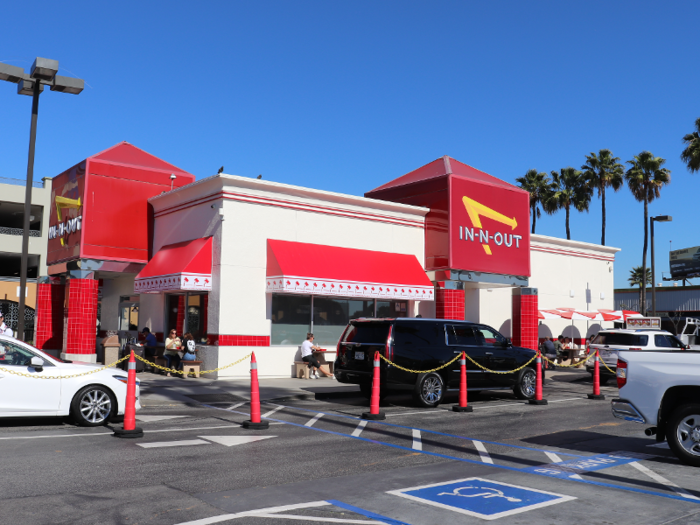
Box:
[587,349,606,400]
[452,351,473,412]
[114,350,144,438]
[243,352,270,429]
[361,351,386,420]
[528,350,548,405]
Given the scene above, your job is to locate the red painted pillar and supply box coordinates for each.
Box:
[64,277,99,362]
[512,288,538,350]
[176,295,186,334]
[435,283,465,320]
[35,279,65,352]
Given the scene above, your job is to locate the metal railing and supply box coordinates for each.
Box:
[0,226,41,237]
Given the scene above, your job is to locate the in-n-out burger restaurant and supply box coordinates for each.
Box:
[35,142,620,377]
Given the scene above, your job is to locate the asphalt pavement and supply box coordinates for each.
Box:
[2,369,699,525]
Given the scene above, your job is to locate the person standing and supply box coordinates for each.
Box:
[164,329,182,377]
[300,333,334,379]
[0,313,13,337]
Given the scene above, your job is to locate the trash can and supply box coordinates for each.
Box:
[102,335,121,368]
[120,344,147,372]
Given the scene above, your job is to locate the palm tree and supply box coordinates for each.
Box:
[581,149,624,246]
[543,167,593,240]
[628,266,652,312]
[625,151,671,315]
[681,117,700,173]
[515,169,552,234]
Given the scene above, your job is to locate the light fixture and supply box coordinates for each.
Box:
[570,290,575,298]
[30,57,59,81]
[0,62,25,83]
[17,79,43,96]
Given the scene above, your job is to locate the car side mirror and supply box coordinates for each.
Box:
[30,356,44,372]
[504,338,513,347]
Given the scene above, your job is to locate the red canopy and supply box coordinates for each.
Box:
[266,239,434,301]
[134,237,212,293]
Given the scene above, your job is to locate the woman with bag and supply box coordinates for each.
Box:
[182,332,197,361]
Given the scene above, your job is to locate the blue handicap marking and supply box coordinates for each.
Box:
[523,452,644,479]
[387,477,575,520]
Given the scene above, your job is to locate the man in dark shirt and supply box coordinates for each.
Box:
[142,327,158,360]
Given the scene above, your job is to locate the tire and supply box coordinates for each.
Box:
[413,373,444,408]
[70,385,116,427]
[667,404,700,467]
[513,367,537,400]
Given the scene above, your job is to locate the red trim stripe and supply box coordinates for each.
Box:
[154,190,425,229]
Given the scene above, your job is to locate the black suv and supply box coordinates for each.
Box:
[334,318,541,407]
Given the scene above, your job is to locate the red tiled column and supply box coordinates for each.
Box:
[512,288,538,350]
[202,294,208,335]
[176,296,186,334]
[35,281,65,351]
[64,278,99,361]
[435,284,465,321]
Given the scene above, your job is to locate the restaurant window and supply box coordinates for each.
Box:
[271,294,408,346]
[271,295,311,345]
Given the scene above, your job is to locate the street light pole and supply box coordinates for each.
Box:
[17,78,42,341]
[0,58,83,341]
[651,215,672,317]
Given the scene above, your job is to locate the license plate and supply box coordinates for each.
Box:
[355,351,365,360]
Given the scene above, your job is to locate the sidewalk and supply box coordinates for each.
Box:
[137,367,591,407]
[138,374,358,407]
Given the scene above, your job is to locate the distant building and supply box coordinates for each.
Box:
[614,284,700,318]
[0,175,52,340]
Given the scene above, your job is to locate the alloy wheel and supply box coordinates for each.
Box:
[677,414,700,457]
[79,389,112,424]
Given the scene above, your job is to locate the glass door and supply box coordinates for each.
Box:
[118,295,139,346]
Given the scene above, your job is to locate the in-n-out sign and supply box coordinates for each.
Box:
[459,196,522,255]
[48,215,82,240]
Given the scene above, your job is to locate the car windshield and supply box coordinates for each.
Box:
[595,333,649,346]
[343,322,392,344]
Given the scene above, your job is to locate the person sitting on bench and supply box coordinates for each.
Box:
[300,333,334,379]
[182,332,197,361]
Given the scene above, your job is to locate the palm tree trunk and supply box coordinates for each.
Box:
[601,185,606,246]
[565,204,571,240]
[641,200,649,314]
[532,204,536,234]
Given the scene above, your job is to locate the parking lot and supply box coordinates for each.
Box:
[1,373,699,525]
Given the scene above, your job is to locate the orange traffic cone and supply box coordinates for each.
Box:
[243,352,269,429]
[453,351,472,412]
[114,350,144,438]
[361,351,385,420]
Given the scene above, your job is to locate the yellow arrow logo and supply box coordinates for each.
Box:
[55,195,82,246]
[462,196,518,255]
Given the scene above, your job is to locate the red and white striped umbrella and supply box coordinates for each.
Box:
[538,310,562,319]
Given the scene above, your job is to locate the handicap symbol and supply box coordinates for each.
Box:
[437,485,522,503]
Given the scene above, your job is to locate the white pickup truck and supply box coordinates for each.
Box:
[612,350,700,467]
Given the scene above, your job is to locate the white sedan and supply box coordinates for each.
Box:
[0,335,140,426]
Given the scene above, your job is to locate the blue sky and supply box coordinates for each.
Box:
[1,1,698,289]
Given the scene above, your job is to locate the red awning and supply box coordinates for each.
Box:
[134,237,212,293]
[266,239,434,301]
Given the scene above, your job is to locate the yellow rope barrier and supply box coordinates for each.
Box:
[378,351,538,375]
[134,352,252,376]
[0,354,130,379]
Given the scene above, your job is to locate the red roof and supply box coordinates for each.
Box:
[136,237,212,279]
[89,141,192,176]
[267,240,432,288]
[366,156,522,197]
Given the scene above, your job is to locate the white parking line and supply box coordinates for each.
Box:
[252,514,382,523]
[261,405,285,418]
[544,451,583,479]
[305,413,324,427]
[385,410,446,417]
[412,429,422,451]
[137,439,210,448]
[472,440,493,464]
[173,501,331,525]
[630,462,700,501]
[351,420,367,437]
[228,402,246,410]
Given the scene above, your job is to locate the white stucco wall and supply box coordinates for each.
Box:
[148,174,429,377]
